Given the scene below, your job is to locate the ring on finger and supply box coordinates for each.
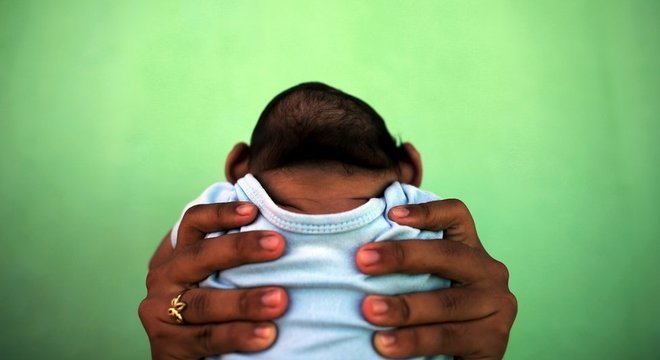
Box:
[168,289,189,324]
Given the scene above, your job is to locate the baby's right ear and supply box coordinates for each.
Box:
[397,142,423,187]
[225,143,251,183]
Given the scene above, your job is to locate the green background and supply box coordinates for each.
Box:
[1,1,658,358]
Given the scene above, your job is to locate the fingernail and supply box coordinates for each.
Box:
[236,204,255,216]
[370,297,389,315]
[254,323,274,339]
[261,289,282,307]
[376,332,396,347]
[259,235,280,250]
[391,206,410,218]
[358,249,381,266]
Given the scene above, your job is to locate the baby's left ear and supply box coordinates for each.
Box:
[225,143,251,184]
[397,142,423,187]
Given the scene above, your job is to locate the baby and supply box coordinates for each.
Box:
[171,82,451,360]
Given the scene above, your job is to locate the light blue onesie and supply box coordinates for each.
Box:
[171,174,452,360]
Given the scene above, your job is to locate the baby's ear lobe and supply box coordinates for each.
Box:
[398,142,423,187]
[225,143,251,184]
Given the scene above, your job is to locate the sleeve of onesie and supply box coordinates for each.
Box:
[170,182,239,249]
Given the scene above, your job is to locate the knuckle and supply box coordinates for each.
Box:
[195,324,216,355]
[438,292,459,316]
[495,320,512,340]
[187,291,209,320]
[447,199,473,226]
[233,233,251,260]
[182,204,203,224]
[397,295,412,324]
[184,242,206,265]
[448,198,469,213]
[137,298,154,324]
[392,241,407,268]
[406,328,422,355]
[145,268,163,291]
[439,323,462,347]
[438,240,461,260]
[215,203,228,223]
[484,323,510,357]
[238,290,251,316]
[506,292,519,316]
[418,202,432,219]
[143,314,171,341]
[491,259,510,282]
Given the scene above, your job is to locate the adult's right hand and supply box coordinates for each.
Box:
[138,202,289,360]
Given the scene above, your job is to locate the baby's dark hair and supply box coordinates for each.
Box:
[249,82,405,173]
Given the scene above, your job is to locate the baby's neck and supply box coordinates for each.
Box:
[253,165,398,214]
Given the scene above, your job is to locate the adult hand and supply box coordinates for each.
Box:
[138,202,289,359]
[357,199,517,359]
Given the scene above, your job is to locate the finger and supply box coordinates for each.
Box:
[177,202,259,248]
[388,199,483,249]
[373,323,466,359]
[373,319,506,359]
[171,322,278,357]
[139,299,279,357]
[356,240,490,283]
[153,231,285,288]
[179,287,288,324]
[362,287,495,326]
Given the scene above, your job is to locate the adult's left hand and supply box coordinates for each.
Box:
[356,199,517,359]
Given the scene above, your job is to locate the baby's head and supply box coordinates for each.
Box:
[225,82,422,186]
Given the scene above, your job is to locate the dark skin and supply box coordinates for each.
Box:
[139,143,517,359]
[359,200,517,358]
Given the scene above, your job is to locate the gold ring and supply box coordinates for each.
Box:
[168,290,188,324]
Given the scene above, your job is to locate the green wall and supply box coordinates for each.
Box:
[1,1,658,358]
